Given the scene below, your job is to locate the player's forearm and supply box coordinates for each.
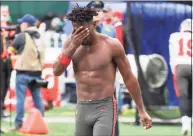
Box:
[53,61,67,76]
[124,75,145,113]
[53,45,76,76]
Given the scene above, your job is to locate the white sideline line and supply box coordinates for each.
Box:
[3,117,181,124]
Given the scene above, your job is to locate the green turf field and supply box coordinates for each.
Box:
[1,107,190,136]
[1,121,184,136]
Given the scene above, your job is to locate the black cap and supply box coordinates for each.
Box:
[103,6,112,12]
[86,1,104,9]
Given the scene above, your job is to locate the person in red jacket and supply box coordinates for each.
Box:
[102,7,124,46]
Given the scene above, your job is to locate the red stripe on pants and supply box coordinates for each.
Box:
[173,66,180,97]
[112,96,117,136]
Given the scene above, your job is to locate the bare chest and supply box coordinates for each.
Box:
[72,44,112,71]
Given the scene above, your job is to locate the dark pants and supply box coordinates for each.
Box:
[15,71,44,126]
[0,59,12,113]
[75,97,117,136]
[174,64,192,117]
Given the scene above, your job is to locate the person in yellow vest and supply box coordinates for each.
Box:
[6,14,46,131]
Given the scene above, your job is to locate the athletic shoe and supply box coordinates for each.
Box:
[181,116,191,135]
[9,124,22,132]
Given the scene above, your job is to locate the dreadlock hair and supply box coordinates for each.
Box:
[65,4,98,23]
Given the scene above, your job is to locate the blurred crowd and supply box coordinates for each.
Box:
[1,1,125,48]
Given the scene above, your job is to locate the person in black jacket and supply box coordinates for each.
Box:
[0,28,12,119]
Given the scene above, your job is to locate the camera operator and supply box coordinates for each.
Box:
[4,14,46,131]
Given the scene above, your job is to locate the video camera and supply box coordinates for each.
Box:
[0,25,20,40]
[0,25,17,31]
[29,79,49,89]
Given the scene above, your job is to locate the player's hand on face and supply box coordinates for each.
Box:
[139,111,152,130]
[71,26,89,48]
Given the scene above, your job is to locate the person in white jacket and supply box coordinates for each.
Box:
[169,18,192,135]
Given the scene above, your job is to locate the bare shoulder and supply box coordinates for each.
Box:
[99,34,123,47]
[101,35,125,57]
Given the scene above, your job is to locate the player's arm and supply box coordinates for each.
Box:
[4,32,25,54]
[168,33,176,73]
[53,36,72,76]
[168,33,175,57]
[112,39,145,113]
[53,26,89,76]
[113,39,152,129]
